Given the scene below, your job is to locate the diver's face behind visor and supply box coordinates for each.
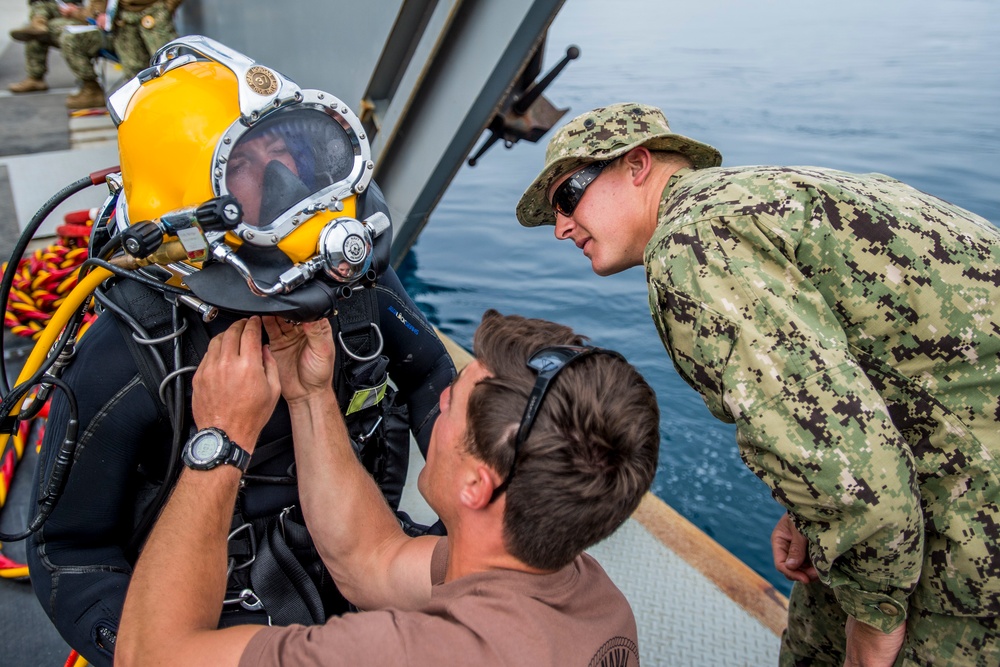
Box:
[109,35,389,322]
[224,109,356,230]
[227,131,300,228]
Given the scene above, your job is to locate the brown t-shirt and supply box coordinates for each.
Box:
[238,538,640,666]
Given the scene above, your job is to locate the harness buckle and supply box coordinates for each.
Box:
[223,588,265,612]
[226,522,256,578]
[239,589,264,612]
[337,323,384,362]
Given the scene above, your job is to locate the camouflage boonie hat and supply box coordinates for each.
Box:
[515,102,722,227]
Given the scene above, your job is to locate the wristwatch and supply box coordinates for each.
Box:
[182,427,251,473]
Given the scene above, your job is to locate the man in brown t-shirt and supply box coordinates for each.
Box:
[115,310,660,666]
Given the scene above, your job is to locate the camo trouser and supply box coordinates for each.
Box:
[111,1,178,80]
[60,27,107,83]
[780,581,1000,666]
[22,1,85,80]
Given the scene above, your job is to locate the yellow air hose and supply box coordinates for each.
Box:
[0,267,111,454]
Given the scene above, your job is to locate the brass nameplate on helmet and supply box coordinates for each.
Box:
[246,66,278,96]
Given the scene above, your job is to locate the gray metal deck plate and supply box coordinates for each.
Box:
[590,520,781,666]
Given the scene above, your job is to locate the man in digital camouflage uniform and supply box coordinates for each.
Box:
[6,0,87,94]
[516,102,1000,666]
[59,0,181,109]
[106,0,181,78]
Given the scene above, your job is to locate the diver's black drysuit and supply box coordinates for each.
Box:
[26,189,455,667]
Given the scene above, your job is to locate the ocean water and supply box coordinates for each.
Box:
[396,0,1000,595]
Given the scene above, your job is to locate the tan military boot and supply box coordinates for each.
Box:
[7,77,48,93]
[9,16,49,43]
[65,81,105,110]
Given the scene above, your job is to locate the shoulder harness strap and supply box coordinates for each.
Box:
[333,283,388,416]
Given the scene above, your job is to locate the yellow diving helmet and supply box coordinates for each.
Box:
[107,35,390,321]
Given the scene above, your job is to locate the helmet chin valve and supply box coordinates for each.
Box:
[319,214,382,283]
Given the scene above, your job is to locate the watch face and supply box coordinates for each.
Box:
[191,431,223,463]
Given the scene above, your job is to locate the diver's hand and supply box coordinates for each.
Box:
[262,316,336,404]
[771,512,819,584]
[843,617,905,667]
[192,317,281,451]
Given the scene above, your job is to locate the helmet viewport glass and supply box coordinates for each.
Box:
[225,109,356,229]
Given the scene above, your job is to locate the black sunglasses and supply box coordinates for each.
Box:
[490,344,626,503]
[550,159,615,218]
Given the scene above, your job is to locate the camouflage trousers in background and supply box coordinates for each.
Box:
[112,1,178,80]
[60,28,107,83]
[780,581,1000,666]
[22,1,85,80]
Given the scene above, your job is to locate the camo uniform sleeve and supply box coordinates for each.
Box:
[645,171,932,633]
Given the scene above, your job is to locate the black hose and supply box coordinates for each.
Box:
[94,287,156,347]
[0,175,95,394]
[13,295,91,423]
[81,258,190,295]
[127,301,188,551]
[0,376,78,542]
[95,232,123,262]
[0,299,91,540]
[0,299,88,420]
[0,268,191,542]
[0,169,203,542]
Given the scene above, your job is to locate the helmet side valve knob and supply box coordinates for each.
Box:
[195,195,243,232]
[122,222,163,258]
[153,195,241,234]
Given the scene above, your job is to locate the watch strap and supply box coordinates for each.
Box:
[225,440,252,473]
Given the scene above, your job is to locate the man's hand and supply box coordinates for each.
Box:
[58,5,84,20]
[843,617,905,667]
[192,317,280,450]
[771,512,819,584]
[262,316,337,404]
